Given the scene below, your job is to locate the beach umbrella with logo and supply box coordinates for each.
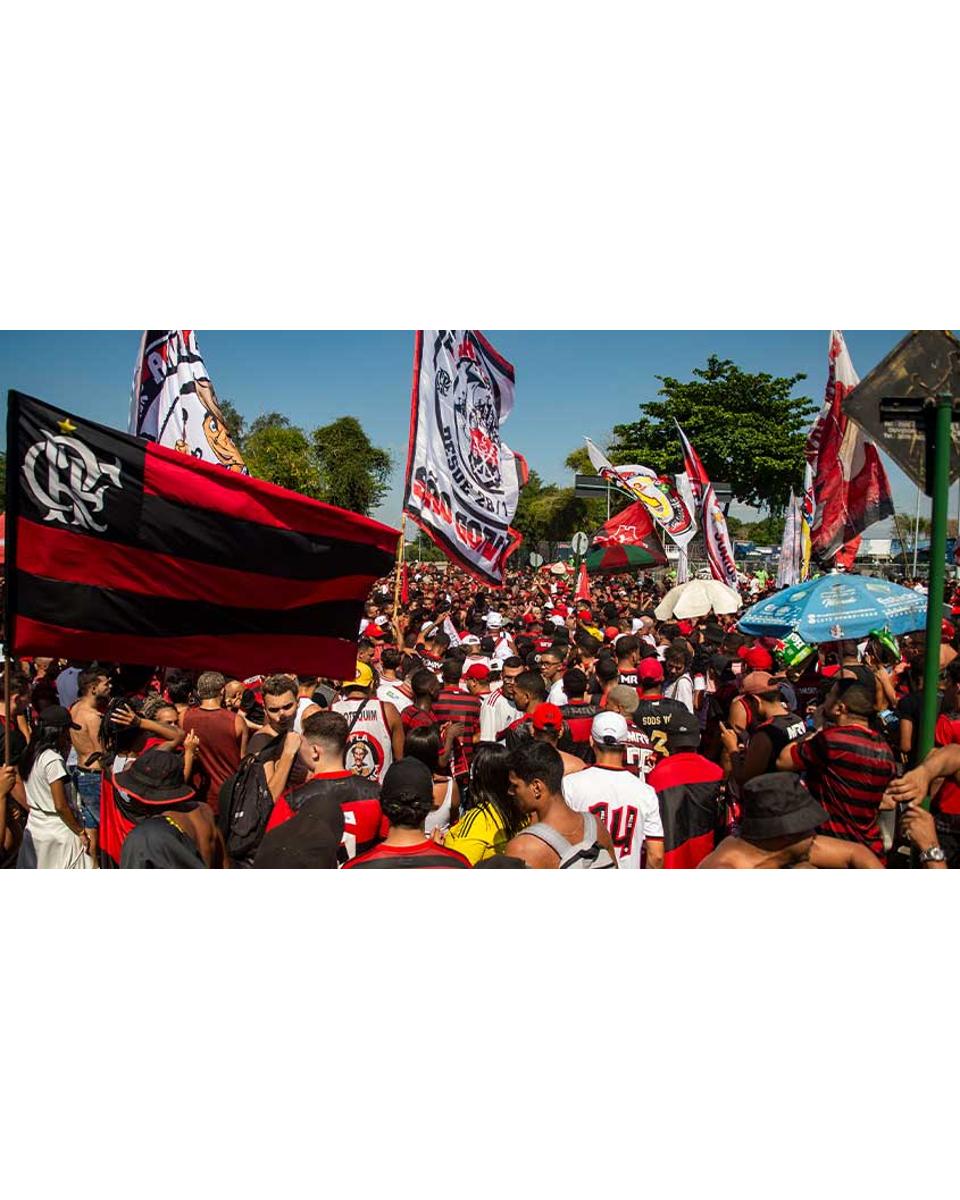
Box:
[738,573,936,642]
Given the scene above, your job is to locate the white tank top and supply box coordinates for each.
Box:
[332,697,394,785]
[293,695,315,734]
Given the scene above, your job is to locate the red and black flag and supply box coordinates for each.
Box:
[649,756,725,869]
[6,391,398,679]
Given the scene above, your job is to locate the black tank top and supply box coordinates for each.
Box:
[756,712,807,773]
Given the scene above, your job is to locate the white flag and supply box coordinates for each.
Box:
[403,331,527,586]
[129,330,246,473]
[777,491,803,588]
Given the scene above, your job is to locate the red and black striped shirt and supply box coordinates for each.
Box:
[432,688,482,776]
[789,723,895,856]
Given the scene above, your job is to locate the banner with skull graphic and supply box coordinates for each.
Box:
[129,330,247,473]
[403,330,527,586]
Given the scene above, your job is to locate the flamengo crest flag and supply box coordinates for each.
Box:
[6,391,397,679]
[130,330,247,473]
[403,331,528,586]
[806,330,893,564]
[675,421,738,587]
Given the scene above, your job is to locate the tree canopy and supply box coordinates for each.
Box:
[217,404,392,517]
[607,355,817,513]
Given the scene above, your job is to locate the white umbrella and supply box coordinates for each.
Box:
[655,579,742,621]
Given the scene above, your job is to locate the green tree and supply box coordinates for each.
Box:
[513,470,589,553]
[243,413,324,499]
[742,514,786,545]
[312,416,392,515]
[223,408,393,517]
[608,356,817,513]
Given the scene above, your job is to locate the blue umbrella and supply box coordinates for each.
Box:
[738,574,935,642]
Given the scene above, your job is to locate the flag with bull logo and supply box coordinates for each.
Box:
[6,390,397,680]
[403,331,528,586]
[129,330,247,473]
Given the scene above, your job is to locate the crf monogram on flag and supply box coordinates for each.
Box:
[6,390,398,679]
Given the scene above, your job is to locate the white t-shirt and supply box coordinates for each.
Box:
[24,749,70,816]
[377,681,412,712]
[562,764,663,869]
[665,673,695,714]
[547,678,568,706]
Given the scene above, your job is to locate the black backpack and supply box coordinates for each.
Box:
[217,734,283,867]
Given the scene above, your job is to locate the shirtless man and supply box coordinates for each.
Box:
[529,704,585,776]
[504,741,617,868]
[700,772,883,868]
[69,667,112,861]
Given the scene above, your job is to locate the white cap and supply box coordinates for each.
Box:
[548,615,565,627]
[374,615,389,626]
[461,634,481,646]
[486,612,504,628]
[591,712,629,746]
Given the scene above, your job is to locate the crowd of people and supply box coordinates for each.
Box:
[1,561,957,869]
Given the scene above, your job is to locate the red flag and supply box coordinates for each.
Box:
[575,561,591,602]
[675,421,738,587]
[8,391,398,679]
[400,562,409,605]
[808,331,893,564]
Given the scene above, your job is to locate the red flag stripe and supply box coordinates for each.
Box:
[12,615,360,680]
[16,518,375,611]
[142,442,398,553]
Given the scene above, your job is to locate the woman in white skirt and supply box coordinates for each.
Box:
[17,706,93,870]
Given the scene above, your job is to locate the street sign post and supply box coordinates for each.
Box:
[844,330,960,782]
[528,551,544,569]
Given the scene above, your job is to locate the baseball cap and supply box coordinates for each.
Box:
[463,663,491,682]
[638,658,665,684]
[604,625,620,641]
[39,704,81,731]
[665,708,701,750]
[461,634,481,646]
[531,703,564,732]
[342,662,375,689]
[486,612,504,628]
[741,645,774,671]
[741,670,786,696]
[548,615,565,627]
[362,622,385,639]
[381,758,434,806]
[591,712,629,746]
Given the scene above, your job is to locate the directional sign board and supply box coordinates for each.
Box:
[842,330,960,492]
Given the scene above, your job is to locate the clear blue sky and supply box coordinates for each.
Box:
[1,330,949,533]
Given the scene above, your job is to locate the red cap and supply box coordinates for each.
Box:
[604,625,619,641]
[677,619,694,636]
[522,612,536,625]
[362,622,385,638]
[577,609,592,621]
[531,703,563,732]
[638,658,664,683]
[463,663,491,682]
[742,645,773,671]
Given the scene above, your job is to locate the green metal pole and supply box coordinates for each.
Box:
[917,395,952,794]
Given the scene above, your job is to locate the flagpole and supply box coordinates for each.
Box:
[393,511,408,620]
[912,482,921,576]
[3,657,10,765]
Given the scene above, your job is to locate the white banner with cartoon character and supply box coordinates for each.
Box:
[129,330,247,473]
[403,330,527,586]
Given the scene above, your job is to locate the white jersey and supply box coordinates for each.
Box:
[562,765,663,869]
[377,680,412,712]
[478,689,519,742]
[547,679,568,706]
[332,697,394,785]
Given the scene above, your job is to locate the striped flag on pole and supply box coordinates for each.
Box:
[7,390,397,679]
[675,421,738,587]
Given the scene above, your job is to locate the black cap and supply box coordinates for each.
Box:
[381,758,434,806]
[39,705,81,731]
[739,774,829,841]
[665,708,701,751]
